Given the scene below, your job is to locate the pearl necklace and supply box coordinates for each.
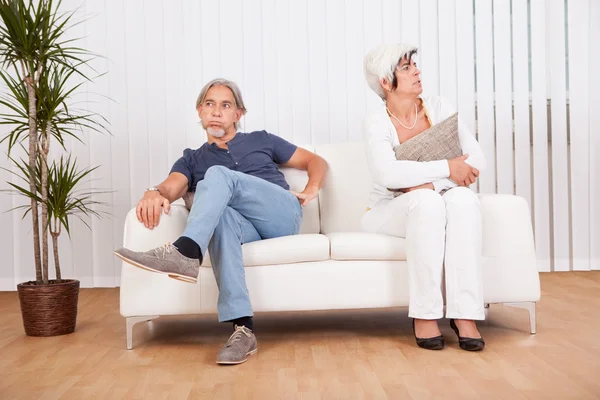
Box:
[386,103,418,130]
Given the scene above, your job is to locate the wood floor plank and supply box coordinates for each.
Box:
[0,272,599,399]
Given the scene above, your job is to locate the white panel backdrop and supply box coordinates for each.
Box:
[0,0,598,289]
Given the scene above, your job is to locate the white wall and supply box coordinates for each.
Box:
[0,0,598,290]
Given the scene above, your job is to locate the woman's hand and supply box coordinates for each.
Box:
[448,154,479,186]
[460,168,479,186]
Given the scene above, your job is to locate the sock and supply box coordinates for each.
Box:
[231,316,253,332]
[173,236,202,261]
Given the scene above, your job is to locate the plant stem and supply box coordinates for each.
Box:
[24,69,42,283]
[41,130,50,285]
[50,217,62,282]
[55,219,62,281]
[51,231,61,282]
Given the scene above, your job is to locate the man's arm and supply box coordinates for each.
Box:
[137,172,188,229]
[282,147,328,206]
[155,172,189,203]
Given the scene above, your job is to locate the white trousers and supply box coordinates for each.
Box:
[361,187,485,320]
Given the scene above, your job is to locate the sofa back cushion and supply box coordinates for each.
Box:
[279,145,321,234]
[315,142,372,234]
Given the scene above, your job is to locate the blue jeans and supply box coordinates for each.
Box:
[182,165,303,322]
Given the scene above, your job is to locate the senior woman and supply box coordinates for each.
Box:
[361,43,487,351]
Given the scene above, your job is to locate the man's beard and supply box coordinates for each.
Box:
[207,126,226,138]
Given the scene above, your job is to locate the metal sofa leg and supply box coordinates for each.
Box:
[503,302,536,334]
[126,316,159,350]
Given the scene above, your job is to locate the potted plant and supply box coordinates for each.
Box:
[0,0,108,336]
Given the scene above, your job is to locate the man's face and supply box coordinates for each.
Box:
[197,85,242,137]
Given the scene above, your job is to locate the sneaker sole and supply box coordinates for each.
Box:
[114,251,198,284]
[216,348,258,365]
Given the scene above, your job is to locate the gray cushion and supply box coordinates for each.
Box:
[391,112,462,196]
[394,112,462,162]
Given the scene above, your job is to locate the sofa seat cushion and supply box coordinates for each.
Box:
[201,234,330,267]
[327,232,406,261]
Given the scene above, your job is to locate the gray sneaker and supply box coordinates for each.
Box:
[114,243,200,283]
[216,325,258,365]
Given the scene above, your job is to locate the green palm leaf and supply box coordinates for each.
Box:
[1,0,111,284]
[2,153,111,235]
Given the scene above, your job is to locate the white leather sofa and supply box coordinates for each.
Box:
[120,142,541,349]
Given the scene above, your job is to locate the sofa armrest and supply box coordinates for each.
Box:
[122,204,189,251]
[478,194,541,303]
[120,204,200,318]
[479,194,535,258]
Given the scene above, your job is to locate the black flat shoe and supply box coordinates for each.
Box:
[449,319,485,351]
[412,319,445,350]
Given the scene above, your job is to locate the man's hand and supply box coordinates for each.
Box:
[291,185,319,206]
[136,191,171,229]
[404,182,434,192]
[283,148,328,204]
[448,154,479,186]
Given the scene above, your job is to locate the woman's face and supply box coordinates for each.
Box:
[390,56,422,97]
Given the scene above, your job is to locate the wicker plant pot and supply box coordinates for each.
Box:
[17,279,80,337]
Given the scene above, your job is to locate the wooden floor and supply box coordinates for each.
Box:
[1,272,599,399]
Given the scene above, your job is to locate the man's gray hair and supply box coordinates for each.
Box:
[196,78,247,130]
[364,43,418,100]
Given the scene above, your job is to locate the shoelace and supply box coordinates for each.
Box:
[225,325,252,347]
[153,243,175,259]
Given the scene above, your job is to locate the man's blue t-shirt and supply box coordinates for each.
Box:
[170,131,297,191]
